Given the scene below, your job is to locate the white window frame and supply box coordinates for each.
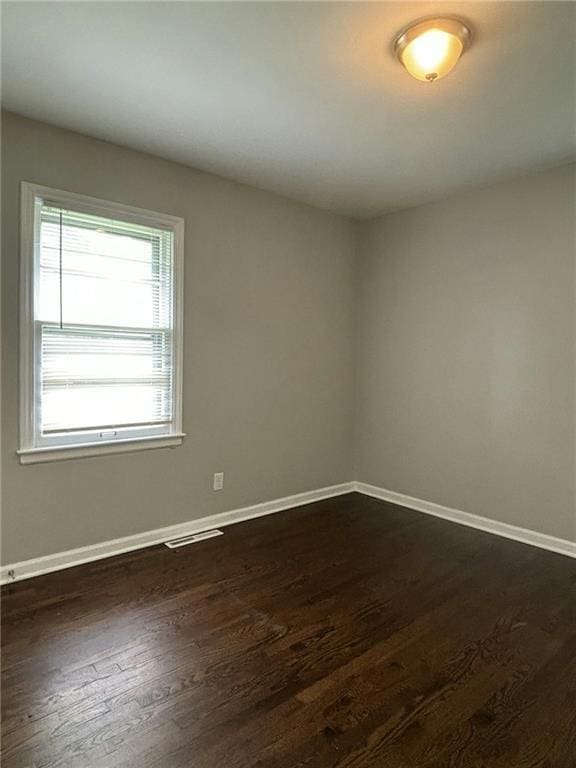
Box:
[18,182,185,464]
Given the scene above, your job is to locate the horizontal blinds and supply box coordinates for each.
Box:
[37,205,175,436]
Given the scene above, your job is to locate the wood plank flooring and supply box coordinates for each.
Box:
[2,492,575,767]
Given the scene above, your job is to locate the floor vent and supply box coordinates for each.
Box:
[164,529,223,548]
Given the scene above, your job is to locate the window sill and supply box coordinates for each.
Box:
[17,433,185,464]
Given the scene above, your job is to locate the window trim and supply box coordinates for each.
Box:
[18,182,185,464]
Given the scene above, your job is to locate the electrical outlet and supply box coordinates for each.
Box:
[213,472,224,491]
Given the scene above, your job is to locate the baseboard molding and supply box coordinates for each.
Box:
[3,479,574,584]
[354,482,576,559]
[0,482,354,584]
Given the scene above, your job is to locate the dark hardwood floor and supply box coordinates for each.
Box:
[2,492,575,767]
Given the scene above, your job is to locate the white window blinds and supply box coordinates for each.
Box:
[38,206,174,437]
[19,184,184,462]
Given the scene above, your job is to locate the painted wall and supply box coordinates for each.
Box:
[355,164,576,541]
[1,112,357,563]
[2,113,574,566]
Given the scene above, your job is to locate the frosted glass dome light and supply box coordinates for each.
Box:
[394,18,471,82]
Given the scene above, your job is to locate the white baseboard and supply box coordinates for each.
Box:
[354,482,576,559]
[0,482,354,584]
[3,479,574,585]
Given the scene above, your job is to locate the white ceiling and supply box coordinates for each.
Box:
[2,1,575,218]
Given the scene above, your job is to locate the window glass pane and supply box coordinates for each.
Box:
[42,385,169,435]
[38,207,173,329]
[40,325,172,434]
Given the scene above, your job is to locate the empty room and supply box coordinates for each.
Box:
[1,1,575,766]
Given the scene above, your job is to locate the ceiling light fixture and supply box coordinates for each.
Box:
[394,18,471,83]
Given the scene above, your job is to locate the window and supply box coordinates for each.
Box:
[19,183,184,463]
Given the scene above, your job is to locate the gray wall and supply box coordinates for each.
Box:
[355,165,576,541]
[2,113,574,565]
[1,112,357,563]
